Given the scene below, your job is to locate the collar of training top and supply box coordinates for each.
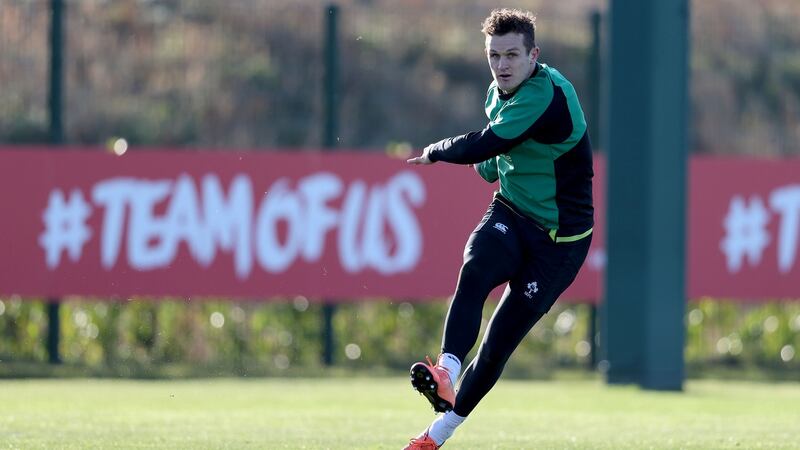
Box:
[498,62,542,101]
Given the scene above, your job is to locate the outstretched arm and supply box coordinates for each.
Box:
[407,125,527,166]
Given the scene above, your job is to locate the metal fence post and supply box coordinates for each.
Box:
[46,0,66,365]
[321,3,340,366]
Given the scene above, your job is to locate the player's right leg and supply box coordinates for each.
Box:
[409,198,522,413]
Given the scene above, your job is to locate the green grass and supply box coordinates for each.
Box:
[1,377,799,449]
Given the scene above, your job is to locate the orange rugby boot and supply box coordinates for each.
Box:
[402,430,441,450]
[409,355,456,413]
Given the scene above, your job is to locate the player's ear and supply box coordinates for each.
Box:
[529,46,539,63]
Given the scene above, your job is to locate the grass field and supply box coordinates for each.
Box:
[1,376,799,449]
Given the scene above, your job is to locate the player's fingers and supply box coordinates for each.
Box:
[406,157,422,164]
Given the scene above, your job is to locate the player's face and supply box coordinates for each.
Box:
[486,33,539,94]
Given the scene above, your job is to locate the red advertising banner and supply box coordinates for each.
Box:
[0,147,798,302]
[0,147,602,301]
[689,156,800,301]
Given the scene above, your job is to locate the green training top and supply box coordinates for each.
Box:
[428,63,593,240]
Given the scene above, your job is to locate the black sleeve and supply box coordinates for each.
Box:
[427,125,530,165]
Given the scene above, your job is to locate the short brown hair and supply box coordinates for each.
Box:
[481,8,536,52]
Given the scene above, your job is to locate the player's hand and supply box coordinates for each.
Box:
[406,145,434,165]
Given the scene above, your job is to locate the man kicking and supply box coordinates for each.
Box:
[403,8,594,449]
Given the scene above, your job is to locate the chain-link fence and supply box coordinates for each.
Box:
[1,0,601,150]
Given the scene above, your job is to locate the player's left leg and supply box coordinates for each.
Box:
[455,234,591,416]
[452,283,547,417]
[427,234,590,446]
[410,199,522,414]
[409,287,546,449]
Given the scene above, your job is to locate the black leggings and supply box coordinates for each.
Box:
[441,198,590,416]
